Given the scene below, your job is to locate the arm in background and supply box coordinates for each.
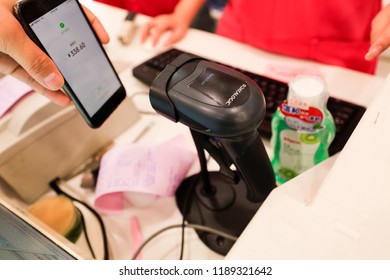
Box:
[140,0,206,47]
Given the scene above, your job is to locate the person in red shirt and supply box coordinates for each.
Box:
[141,0,390,75]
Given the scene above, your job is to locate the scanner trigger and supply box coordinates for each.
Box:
[196,133,238,183]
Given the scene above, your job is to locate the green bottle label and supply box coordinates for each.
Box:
[280,101,324,132]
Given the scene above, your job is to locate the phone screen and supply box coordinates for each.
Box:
[28,0,121,117]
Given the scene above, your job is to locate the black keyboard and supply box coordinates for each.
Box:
[132,48,366,156]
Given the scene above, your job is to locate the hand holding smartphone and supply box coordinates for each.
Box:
[13,0,126,128]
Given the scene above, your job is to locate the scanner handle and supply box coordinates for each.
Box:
[218,132,276,202]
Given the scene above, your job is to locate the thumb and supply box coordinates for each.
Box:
[3,14,64,91]
[16,37,64,91]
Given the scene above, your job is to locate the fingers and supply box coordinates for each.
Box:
[149,26,167,46]
[13,65,70,106]
[366,5,390,61]
[365,23,390,60]
[0,53,70,106]
[82,5,110,44]
[140,21,154,44]
[140,15,188,47]
[0,4,68,105]
[140,17,170,47]
[166,27,187,46]
[365,28,390,61]
[365,45,384,61]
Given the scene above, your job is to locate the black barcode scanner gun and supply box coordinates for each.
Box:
[149,53,276,255]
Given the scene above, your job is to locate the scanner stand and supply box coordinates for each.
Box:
[175,129,263,256]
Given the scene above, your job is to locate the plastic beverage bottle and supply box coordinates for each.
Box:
[270,75,336,184]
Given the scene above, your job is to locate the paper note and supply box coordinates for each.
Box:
[94,134,196,214]
[264,63,323,83]
[0,75,32,118]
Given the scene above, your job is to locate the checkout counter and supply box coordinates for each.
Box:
[1,1,389,260]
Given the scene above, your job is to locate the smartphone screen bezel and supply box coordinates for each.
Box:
[14,0,126,128]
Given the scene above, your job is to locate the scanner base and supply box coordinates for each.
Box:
[176,171,262,256]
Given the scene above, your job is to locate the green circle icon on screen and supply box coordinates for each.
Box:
[60,23,65,28]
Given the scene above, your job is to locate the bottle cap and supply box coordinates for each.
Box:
[287,75,328,110]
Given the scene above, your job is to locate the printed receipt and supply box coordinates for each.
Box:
[94,134,196,214]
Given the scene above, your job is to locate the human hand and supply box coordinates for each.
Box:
[0,2,109,106]
[140,13,191,48]
[366,5,390,61]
